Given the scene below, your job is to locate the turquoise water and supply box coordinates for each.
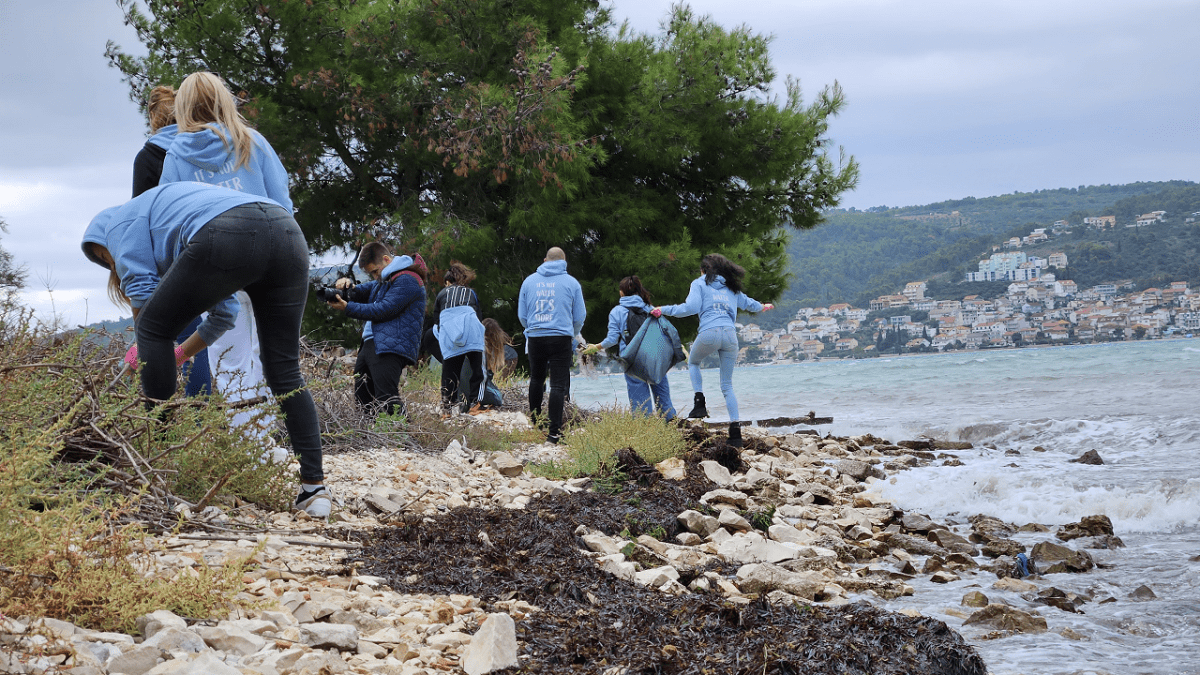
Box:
[571,339,1200,673]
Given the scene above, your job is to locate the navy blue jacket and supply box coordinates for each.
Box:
[344,270,426,364]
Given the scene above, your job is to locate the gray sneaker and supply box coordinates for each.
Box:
[295,486,331,518]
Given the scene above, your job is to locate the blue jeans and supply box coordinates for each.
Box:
[134,203,324,483]
[626,373,675,419]
[687,326,740,421]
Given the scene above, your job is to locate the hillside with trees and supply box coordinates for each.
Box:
[756,180,1199,329]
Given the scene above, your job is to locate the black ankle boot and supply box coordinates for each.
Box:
[728,422,743,448]
[687,392,709,418]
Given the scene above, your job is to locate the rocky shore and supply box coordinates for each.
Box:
[2,411,1119,675]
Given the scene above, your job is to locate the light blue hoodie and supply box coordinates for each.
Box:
[160,124,293,213]
[82,183,280,345]
[518,259,586,338]
[660,274,763,333]
[147,124,178,151]
[600,295,652,351]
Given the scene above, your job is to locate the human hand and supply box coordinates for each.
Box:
[335,278,354,290]
[763,303,774,311]
[650,307,662,318]
[581,344,601,356]
[174,344,190,367]
[327,295,348,311]
[123,344,140,370]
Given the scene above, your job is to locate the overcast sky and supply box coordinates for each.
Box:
[1,0,1197,328]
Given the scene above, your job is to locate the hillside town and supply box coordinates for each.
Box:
[739,210,1200,360]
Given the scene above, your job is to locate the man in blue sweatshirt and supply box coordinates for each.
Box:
[517,247,586,444]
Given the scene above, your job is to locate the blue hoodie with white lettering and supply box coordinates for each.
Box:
[659,274,763,333]
[160,123,293,213]
[518,259,586,338]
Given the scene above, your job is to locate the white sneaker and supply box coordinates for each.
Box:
[295,486,331,518]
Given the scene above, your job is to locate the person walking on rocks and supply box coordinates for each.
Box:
[432,262,487,416]
[652,253,772,447]
[586,276,676,419]
[518,247,586,444]
[81,182,331,517]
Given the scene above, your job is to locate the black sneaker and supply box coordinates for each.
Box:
[687,392,709,419]
[546,433,560,445]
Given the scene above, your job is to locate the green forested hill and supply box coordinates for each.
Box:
[754,180,1199,329]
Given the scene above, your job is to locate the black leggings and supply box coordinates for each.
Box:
[527,335,573,438]
[134,203,324,483]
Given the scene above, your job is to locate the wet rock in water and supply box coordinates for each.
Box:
[1070,450,1104,465]
[981,539,1026,558]
[928,529,978,555]
[962,591,989,607]
[1128,584,1157,601]
[1071,534,1126,549]
[1032,445,1048,452]
[901,512,938,533]
[933,440,974,450]
[898,439,934,450]
[880,532,944,557]
[963,605,1048,634]
[1018,522,1051,533]
[930,570,960,584]
[1004,449,1021,456]
[1031,541,1095,573]
[1030,587,1087,613]
[992,577,1039,593]
[969,514,1017,540]
[1056,514,1115,541]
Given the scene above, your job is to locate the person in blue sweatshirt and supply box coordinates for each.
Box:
[517,247,587,444]
[586,276,676,419]
[81,182,330,518]
[159,72,292,210]
[432,262,487,416]
[131,84,214,398]
[653,253,773,447]
[326,242,426,417]
[159,71,291,437]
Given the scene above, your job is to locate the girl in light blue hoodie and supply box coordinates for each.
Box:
[588,276,676,419]
[655,254,773,446]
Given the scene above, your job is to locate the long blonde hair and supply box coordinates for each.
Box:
[482,318,511,372]
[175,72,255,170]
[89,244,131,310]
[147,85,176,133]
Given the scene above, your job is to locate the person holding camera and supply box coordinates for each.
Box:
[325,242,425,417]
[81,182,330,518]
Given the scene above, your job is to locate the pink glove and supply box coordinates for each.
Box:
[650,307,662,318]
[763,303,774,311]
[174,345,190,367]
[123,344,140,370]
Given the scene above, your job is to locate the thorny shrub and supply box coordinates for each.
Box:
[529,406,688,480]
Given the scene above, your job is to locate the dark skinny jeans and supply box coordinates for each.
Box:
[526,335,573,438]
[134,203,324,483]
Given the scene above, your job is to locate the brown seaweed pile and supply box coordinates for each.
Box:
[349,486,986,675]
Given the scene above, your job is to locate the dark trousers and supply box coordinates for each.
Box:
[442,351,484,411]
[527,335,573,438]
[354,339,408,416]
[134,203,324,483]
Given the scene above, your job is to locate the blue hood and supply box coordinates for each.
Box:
[619,294,651,311]
[81,206,120,267]
[536,259,569,276]
[169,124,249,173]
[383,255,412,278]
[706,274,728,290]
[147,124,178,151]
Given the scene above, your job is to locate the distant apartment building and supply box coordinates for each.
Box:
[902,282,927,302]
[1084,215,1116,229]
[967,251,1046,282]
[1093,284,1118,298]
[870,294,909,311]
[739,323,764,343]
[801,340,824,358]
[1047,252,1068,269]
[1135,211,1167,227]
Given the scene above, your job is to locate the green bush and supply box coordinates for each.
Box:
[530,406,687,479]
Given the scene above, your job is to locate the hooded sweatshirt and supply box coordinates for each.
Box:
[600,295,653,351]
[517,259,586,338]
[160,123,293,213]
[82,183,279,345]
[354,255,411,342]
[660,274,763,333]
[132,124,178,197]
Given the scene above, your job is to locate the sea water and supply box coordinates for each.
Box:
[569,339,1200,674]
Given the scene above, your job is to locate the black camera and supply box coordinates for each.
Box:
[315,286,347,303]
